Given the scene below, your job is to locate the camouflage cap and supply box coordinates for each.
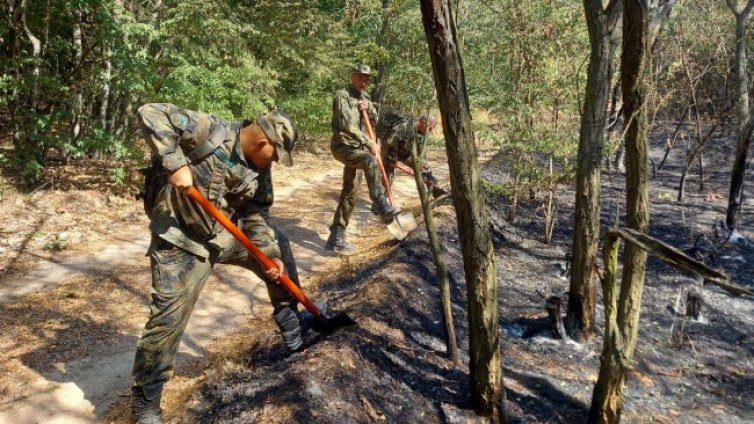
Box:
[350,63,372,75]
[257,110,299,167]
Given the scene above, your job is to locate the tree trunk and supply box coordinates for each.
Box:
[726,113,754,228]
[411,132,459,364]
[588,234,625,424]
[371,0,391,105]
[734,15,749,125]
[725,0,754,229]
[70,7,84,154]
[419,1,505,421]
[590,1,653,421]
[566,0,621,342]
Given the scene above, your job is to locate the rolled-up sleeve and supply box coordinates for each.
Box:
[137,103,189,172]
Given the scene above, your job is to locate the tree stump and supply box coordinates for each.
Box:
[546,296,567,339]
[686,289,703,321]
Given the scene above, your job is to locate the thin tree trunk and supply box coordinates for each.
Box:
[419,1,505,421]
[566,0,621,342]
[70,7,84,157]
[371,0,391,105]
[725,0,754,229]
[725,1,754,229]
[411,133,459,364]
[96,43,112,161]
[726,113,754,228]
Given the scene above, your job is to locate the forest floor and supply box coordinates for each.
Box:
[1,127,753,424]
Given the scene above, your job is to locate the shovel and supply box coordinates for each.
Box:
[186,186,356,332]
[360,109,417,240]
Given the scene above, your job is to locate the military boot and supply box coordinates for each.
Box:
[131,382,163,424]
[273,306,306,352]
[430,185,448,198]
[325,226,354,252]
[373,195,401,224]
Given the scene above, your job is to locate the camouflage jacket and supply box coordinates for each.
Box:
[331,86,378,150]
[138,103,280,260]
[376,112,416,163]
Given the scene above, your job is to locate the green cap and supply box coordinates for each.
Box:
[350,63,372,75]
[257,110,299,167]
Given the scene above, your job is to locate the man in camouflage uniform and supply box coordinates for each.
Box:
[376,111,446,199]
[325,64,400,252]
[131,103,324,424]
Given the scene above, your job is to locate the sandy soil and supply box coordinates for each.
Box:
[0,146,452,423]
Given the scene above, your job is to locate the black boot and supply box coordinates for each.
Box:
[131,382,163,424]
[325,226,354,252]
[430,185,448,198]
[373,195,400,224]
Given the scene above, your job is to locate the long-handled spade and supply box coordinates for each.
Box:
[186,186,356,332]
[360,109,417,240]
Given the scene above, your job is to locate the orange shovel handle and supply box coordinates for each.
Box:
[186,186,322,318]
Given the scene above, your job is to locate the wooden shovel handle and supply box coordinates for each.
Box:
[360,108,395,205]
[186,186,322,317]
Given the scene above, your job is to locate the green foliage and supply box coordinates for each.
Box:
[0,0,741,194]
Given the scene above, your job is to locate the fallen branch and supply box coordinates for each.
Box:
[606,228,753,297]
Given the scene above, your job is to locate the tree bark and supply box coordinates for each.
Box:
[566,0,622,342]
[726,113,754,228]
[419,1,505,421]
[590,0,653,421]
[371,0,391,105]
[725,0,754,229]
[411,131,459,364]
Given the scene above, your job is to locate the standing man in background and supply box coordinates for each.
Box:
[325,64,400,253]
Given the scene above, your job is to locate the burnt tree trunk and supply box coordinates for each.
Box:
[686,289,703,320]
[419,1,505,421]
[567,0,622,342]
[546,296,567,340]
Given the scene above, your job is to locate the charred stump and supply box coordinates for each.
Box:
[686,289,703,321]
[546,296,567,339]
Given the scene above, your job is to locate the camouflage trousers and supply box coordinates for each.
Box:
[330,141,387,230]
[132,228,300,389]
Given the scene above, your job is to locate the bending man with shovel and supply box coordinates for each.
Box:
[325,64,414,252]
[132,104,344,423]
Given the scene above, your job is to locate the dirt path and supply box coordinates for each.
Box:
[0,150,444,424]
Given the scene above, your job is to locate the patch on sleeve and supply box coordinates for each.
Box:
[170,112,189,130]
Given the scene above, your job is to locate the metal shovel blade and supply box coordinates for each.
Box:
[386,211,417,240]
[313,312,357,333]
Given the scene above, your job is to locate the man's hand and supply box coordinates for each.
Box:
[168,165,194,193]
[357,100,369,111]
[369,142,380,157]
[265,257,285,282]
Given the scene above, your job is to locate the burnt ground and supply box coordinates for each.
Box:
[149,127,754,424]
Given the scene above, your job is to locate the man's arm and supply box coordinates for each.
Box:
[138,103,190,172]
[138,103,196,191]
